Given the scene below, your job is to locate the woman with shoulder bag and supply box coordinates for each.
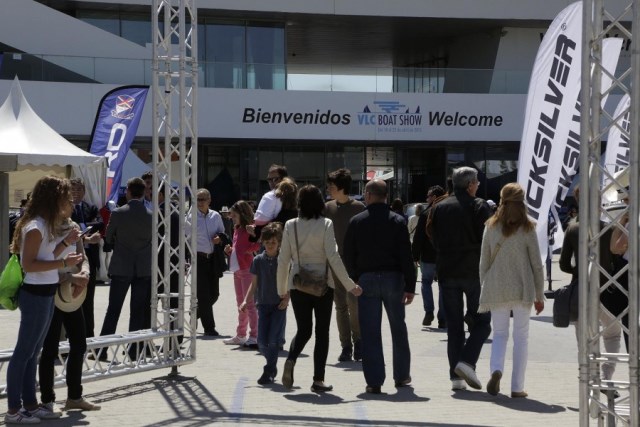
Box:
[478,183,544,399]
[5,176,83,424]
[277,185,362,393]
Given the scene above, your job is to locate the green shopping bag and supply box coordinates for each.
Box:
[0,254,23,310]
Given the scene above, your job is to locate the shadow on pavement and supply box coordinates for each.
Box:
[452,390,567,414]
[70,375,484,427]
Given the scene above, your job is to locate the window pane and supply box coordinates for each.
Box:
[78,11,119,37]
[246,25,285,90]
[205,23,245,88]
[121,15,152,47]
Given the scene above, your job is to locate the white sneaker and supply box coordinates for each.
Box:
[245,337,258,347]
[223,336,246,345]
[31,403,62,420]
[451,379,467,391]
[5,408,41,424]
[454,361,482,390]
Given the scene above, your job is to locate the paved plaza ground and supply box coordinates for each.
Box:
[0,256,587,426]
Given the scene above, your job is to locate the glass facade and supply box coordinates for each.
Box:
[75,11,285,89]
[194,141,518,209]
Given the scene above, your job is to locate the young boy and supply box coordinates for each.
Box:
[240,222,288,385]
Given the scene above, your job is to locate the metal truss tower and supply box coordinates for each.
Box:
[580,0,639,425]
[151,0,198,371]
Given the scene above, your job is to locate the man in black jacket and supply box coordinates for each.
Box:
[431,167,492,391]
[343,179,416,394]
[70,178,103,338]
[412,185,446,329]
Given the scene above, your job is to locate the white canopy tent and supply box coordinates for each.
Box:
[0,78,105,266]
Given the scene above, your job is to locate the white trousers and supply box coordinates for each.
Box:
[489,305,530,393]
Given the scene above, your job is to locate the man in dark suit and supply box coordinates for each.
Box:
[99,177,152,355]
[70,178,103,338]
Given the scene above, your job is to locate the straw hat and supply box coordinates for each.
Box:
[221,206,230,213]
[55,274,87,313]
[54,240,87,312]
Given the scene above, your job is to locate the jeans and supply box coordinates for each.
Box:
[490,306,530,393]
[100,275,151,336]
[333,274,360,349]
[39,307,87,402]
[420,262,445,323]
[288,288,334,382]
[6,288,55,411]
[440,277,491,380]
[233,269,257,339]
[257,304,287,377]
[358,271,411,387]
[196,256,220,332]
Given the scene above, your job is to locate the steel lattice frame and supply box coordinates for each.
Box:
[151,0,198,370]
[579,0,638,425]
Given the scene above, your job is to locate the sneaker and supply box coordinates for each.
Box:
[63,397,101,411]
[338,346,352,362]
[422,311,435,326]
[353,340,362,361]
[454,361,482,390]
[511,391,528,398]
[282,359,295,390]
[487,370,502,396]
[451,379,467,391]
[223,336,246,346]
[31,403,62,420]
[4,409,40,424]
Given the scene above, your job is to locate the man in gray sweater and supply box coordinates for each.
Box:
[325,168,365,362]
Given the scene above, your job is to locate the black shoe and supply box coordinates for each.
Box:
[394,376,412,387]
[353,340,362,361]
[422,311,435,326]
[204,329,220,336]
[282,360,295,390]
[257,373,274,385]
[438,320,447,329]
[311,382,333,393]
[338,346,353,362]
[365,385,381,394]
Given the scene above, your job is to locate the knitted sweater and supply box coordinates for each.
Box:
[478,224,544,312]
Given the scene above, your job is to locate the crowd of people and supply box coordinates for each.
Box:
[7,162,627,424]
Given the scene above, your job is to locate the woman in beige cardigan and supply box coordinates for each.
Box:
[478,183,544,398]
[277,185,362,393]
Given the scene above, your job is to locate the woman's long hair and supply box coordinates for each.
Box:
[486,182,535,237]
[275,177,298,210]
[298,185,324,219]
[11,176,71,253]
[230,200,255,229]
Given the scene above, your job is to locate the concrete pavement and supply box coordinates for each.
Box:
[0,256,584,426]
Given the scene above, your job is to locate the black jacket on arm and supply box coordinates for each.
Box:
[343,203,416,293]
[431,190,491,280]
[411,209,436,263]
